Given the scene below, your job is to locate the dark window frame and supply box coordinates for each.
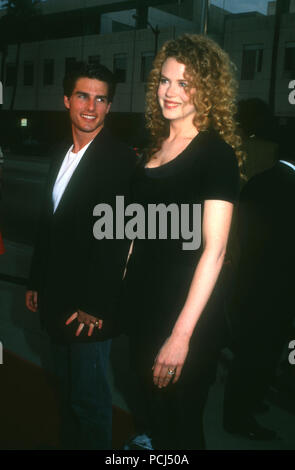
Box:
[141,51,154,83]
[65,57,78,75]
[5,63,17,87]
[241,44,264,81]
[113,53,127,83]
[284,42,295,75]
[43,59,55,86]
[88,55,101,67]
[23,61,34,86]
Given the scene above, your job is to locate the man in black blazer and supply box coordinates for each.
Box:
[223,133,295,440]
[25,63,136,449]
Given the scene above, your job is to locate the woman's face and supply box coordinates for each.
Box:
[157,57,196,124]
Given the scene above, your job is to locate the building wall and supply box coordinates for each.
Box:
[268,0,295,15]
[224,15,275,103]
[100,7,193,35]
[0,26,181,113]
[42,0,128,14]
[274,12,295,116]
[1,4,295,118]
[224,13,295,117]
[267,1,275,16]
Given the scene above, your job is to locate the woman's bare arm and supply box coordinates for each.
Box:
[152,199,234,388]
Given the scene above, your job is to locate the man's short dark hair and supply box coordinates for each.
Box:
[63,62,116,102]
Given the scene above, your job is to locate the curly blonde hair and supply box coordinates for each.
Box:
[145,34,245,172]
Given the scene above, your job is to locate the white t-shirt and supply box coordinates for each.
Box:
[52,140,93,213]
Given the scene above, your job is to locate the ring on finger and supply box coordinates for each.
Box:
[167,368,176,376]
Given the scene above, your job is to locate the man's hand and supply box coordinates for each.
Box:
[25,290,38,312]
[66,310,103,337]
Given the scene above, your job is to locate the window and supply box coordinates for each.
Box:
[257,49,263,73]
[24,61,34,86]
[65,57,77,74]
[43,59,54,86]
[241,45,264,80]
[100,10,136,34]
[5,63,16,86]
[88,55,100,67]
[141,52,154,82]
[284,42,295,75]
[113,53,127,83]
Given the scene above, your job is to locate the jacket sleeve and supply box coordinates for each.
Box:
[76,146,137,319]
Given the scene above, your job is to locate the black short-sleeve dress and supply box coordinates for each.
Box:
[122,128,240,449]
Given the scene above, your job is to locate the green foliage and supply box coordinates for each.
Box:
[0,0,41,108]
[0,0,40,45]
[1,0,40,17]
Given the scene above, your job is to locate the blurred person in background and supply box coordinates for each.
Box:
[237,98,278,182]
[223,124,295,440]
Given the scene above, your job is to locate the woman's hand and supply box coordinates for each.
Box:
[152,334,190,388]
[66,310,103,337]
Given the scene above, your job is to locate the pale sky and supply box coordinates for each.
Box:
[210,0,272,15]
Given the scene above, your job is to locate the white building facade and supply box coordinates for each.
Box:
[0,1,196,113]
[0,0,294,119]
[224,10,295,118]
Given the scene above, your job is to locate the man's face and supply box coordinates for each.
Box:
[64,77,111,140]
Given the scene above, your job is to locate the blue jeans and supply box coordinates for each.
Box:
[51,340,112,450]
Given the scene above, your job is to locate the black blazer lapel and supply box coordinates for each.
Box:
[45,140,72,213]
[52,127,112,217]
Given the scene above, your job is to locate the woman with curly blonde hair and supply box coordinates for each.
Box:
[122,34,241,449]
